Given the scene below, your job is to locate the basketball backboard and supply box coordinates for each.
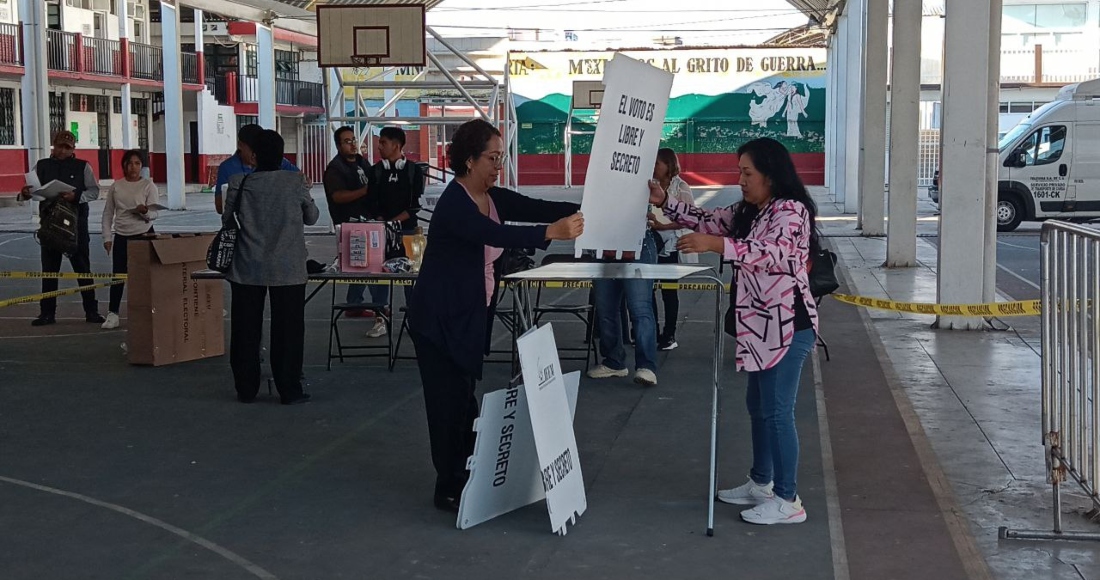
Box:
[572,80,604,110]
[316,4,426,68]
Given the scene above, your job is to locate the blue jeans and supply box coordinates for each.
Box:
[746,329,816,501]
[594,233,658,372]
[346,284,391,309]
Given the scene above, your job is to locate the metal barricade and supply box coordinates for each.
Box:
[1002,220,1100,541]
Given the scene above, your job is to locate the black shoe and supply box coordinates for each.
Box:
[281,393,312,405]
[85,312,105,324]
[433,494,460,513]
[31,316,56,327]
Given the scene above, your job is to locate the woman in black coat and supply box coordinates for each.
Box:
[408,119,583,512]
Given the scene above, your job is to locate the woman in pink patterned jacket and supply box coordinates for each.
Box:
[649,137,819,526]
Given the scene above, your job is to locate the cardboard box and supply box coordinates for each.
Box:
[338,222,385,273]
[126,234,225,366]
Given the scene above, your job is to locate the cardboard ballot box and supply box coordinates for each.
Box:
[126,234,224,366]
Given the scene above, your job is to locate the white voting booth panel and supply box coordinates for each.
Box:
[576,54,674,258]
[457,324,587,535]
[458,371,580,530]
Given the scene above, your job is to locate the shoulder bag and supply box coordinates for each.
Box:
[206,174,250,272]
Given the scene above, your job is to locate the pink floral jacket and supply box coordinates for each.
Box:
[664,197,819,372]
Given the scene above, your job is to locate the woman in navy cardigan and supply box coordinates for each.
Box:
[408,119,583,512]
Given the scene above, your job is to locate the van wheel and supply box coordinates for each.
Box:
[997,194,1024,232]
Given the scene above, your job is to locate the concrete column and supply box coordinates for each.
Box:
[937,0,994,329]
[119,0,133,150]
[843,0,864,215]
[983,0,1004,303]
[256,23,277,130]
[326,67,342,162]
[832,13,849,207]
[859,0,887,235]
[19,0,48,166]
[160,0,186,209]
[885,0,923,266]
[824,38,836,193]
[193,10,204,175]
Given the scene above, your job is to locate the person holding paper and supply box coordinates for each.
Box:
[17,131,104,326]
[646,148,696,351]
[651,137,819,525]
[322,125,373,319]
[100,150,159,330]
[407,119,583,513]
[223,130,319,405]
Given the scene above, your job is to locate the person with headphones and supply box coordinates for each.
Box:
[361,126,425,339]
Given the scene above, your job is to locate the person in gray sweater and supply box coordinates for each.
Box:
[224,129,319,405]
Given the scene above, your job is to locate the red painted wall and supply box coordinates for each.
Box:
[0,149,28,194]
[518,153,825,187]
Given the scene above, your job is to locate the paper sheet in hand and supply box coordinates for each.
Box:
[126,203,168,214]
[575,54,674,258]
[31,180,76,200]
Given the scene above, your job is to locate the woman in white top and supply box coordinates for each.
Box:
[647,148,696,351]
[101,150,159,329]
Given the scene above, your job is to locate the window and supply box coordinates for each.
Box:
[275,49,299,80]
[1000,102,1010,113]
[48,92,66,138]
[245,45,257,77]
[0,88,14,146]
[237,116,258,130]
[1003,3,1087,30]
[1020,125,1067,165]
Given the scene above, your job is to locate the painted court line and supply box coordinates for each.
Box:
[812,352,851,580]
[0,475,279,580]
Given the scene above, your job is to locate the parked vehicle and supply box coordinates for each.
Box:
[929,169,940,205]
[996,78,1100,231]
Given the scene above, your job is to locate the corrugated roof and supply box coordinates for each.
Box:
[289,0,445,11]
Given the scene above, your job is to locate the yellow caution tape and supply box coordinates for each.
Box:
[831,293,1041,317]
[1,271,126,280]
[0,281,124,309]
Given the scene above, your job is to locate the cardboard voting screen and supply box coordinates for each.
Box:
[575,54,674,258]
[516,324,587,535]
[457,372,580,530]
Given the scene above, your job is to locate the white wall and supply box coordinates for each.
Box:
[66,111,98,148]
[199,90,236,155]
[0,0,15,24]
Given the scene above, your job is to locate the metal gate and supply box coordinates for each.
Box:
[301,121,329,186]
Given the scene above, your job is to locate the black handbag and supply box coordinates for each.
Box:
[206,174,249,273]
[36,198,79,255]
[723,264,738,338]
[809,247,839,298]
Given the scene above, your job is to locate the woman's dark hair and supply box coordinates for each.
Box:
[656,147,680,179]
[253,129,285,172]
[120,149,145,172]
[448,119,501,177]
[731,137,819,250]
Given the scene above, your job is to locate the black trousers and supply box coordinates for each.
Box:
[40,203,97,317]
[410,329,478,500]
[108,229,152,314]
[229,282,307,403]
[655,252,680,337]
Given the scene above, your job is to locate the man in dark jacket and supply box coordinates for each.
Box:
[17,131,104,326]
[323,126,373,318]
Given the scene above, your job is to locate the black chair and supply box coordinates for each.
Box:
[531,254,596,370]
[327,283,393,370]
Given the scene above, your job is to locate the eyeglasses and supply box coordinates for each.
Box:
[340,138,357,145]
[484,154,505,169]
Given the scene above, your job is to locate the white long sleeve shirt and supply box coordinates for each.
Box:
[102,178,159,239]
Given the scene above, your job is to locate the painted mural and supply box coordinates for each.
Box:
[508,47,827,184]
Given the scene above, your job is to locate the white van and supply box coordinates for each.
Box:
[996,78,1100,231]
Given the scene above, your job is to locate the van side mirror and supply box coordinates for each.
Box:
[1006,151,1027,168]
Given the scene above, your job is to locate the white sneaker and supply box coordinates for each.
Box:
[633,368,657,386]
[740,496,807,525]
[587,365,628,379]
[717,478,775,505]
[101,312,120,329]
[366,318,388,338]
